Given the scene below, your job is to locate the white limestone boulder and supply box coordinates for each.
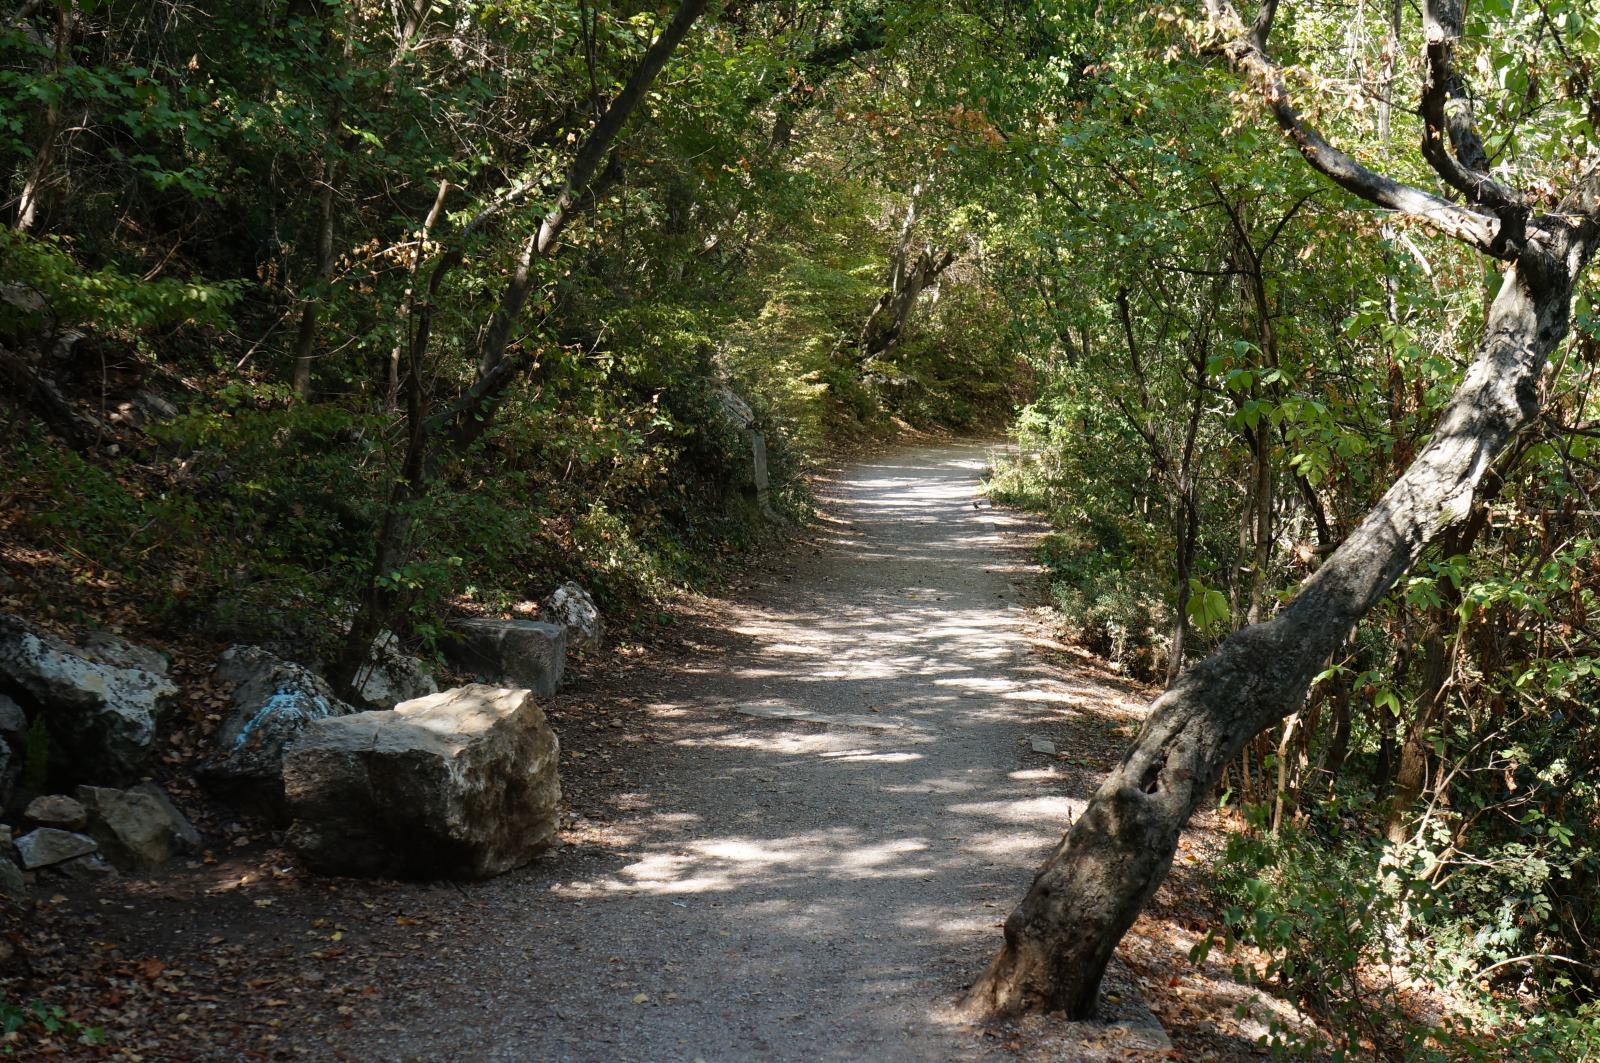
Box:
[0,616,176,783]
[539,583,603,654]
[283,685,560,880]
[353,630,438,709]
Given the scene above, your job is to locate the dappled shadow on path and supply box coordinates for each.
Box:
[299,443,1173,1062]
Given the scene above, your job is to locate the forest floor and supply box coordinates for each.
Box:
[14,442,1318,1061]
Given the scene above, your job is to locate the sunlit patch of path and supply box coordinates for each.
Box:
[318,443,1152,1062]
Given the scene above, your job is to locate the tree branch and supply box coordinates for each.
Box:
[1419,0,1529,254]
[534,0,708,256]
[1202,0,1513,259]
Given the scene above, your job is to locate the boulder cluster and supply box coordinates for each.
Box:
[0,581,599,893]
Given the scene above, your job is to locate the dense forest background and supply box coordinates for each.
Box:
[6,0,1600,1057]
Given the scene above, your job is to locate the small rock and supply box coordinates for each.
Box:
[48,852,117,881]
[539,583,603,654]
[76,786,178,872]
[0,856,23,897]
[14,827,97,869]
[25,794,88,831]
[1030,738,1056,755]
[0,824,12,849]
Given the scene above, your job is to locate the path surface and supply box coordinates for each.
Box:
[319,442,1166,1061]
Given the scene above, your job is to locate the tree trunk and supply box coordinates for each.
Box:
[291,158,338,400]
[14,2,72,232]
[1245,431,1274,624]
[1270,711,1299,832]
[859,177,956,359]
[965,246,1576,1021]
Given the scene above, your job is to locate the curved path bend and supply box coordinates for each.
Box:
[326,442,1165,1061]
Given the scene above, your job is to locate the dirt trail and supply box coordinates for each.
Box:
[296,442,1167,1061]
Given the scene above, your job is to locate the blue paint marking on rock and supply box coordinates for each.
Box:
[201,647,356,812]
[230,687,334,752]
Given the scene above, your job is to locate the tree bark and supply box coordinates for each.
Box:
[859,177,957,359]
[14,2,72,232]
[966,0,1600,1020]
[290,158,338,400]
[966,239,1581,1020]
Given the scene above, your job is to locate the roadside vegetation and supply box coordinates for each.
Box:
[6,0,1600,1059]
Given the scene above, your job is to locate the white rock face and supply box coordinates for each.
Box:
[0,615,176,783]
[444,619,566,695]
[539,583,603,654]
[284,685,561,880]
[353,630,438,709]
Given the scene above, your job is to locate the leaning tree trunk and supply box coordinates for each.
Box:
[966,247,1575,1020]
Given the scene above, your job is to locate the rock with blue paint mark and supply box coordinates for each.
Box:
[0,615,177,784]
[284,684,561,879]
[201,645,356,811]
[444,618,566,695]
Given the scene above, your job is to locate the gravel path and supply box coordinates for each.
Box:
[315,442,1166,1061]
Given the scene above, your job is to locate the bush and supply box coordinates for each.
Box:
[1204,808,1600,1062]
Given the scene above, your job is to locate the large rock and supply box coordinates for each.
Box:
[14,827,97,869]
[284,685,561,880]
[444,619,565,695]
[201,645,356,809]
[0,616,176,784]
[131,782,202,853]
[353,631,437,709]
[75,785,183,872]
[48,853,117,881]
[539,583,603,655]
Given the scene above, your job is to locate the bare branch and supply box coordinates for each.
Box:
[1420,0,1529,252]
[1203,0,1513,259]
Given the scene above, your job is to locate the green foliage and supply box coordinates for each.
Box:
[0,995,105,1054]
[1207,812,1600,1062]
[0,230,240,341]
[1032,530,1170,679]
